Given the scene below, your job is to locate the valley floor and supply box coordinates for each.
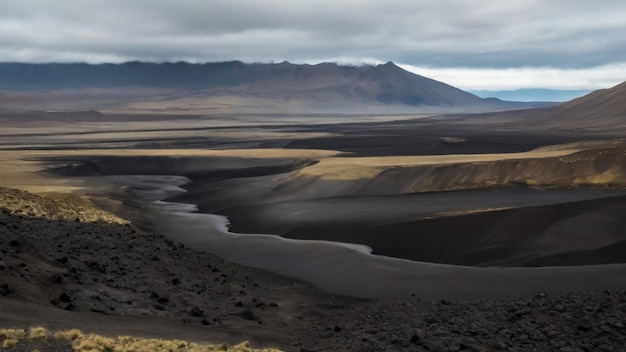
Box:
[1,111,625,351]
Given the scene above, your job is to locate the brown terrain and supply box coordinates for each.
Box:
[1,64,625,351]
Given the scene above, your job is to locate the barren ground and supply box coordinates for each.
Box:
[1,111,625,351]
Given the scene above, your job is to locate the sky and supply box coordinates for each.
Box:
[1,0,625,92]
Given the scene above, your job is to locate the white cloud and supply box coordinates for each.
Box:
[398,63,626,90]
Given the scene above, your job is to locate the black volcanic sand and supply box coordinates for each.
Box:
[45,149,626,270]
[286,126,593,156]
[32,116,626,300]
[3,187,626,351]
[281,195,626,267]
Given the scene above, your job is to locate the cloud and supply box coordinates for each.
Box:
[398,63,626,90]
[0,0,625,89]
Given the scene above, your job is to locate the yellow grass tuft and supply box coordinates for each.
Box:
[55,328,84,341]
[28,326,48,340]
[2,338,19,348]
[0,328,24,348]
[0,326,283,352]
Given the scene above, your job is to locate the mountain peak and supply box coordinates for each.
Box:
[379,61,399,68]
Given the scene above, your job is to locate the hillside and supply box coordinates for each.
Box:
[555,81,626,122]
[2,186,625,351]
[527,80,626,132]
[461,80,626,134]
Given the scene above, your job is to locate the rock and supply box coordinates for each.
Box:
[415,329,426,339]
[189,307,204,317]
[0,282,12,296]
[59,292,74,302]
[50,274,64,284]
[238,308,260,321]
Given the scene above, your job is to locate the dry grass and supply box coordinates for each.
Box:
[0,147,342,193]
[295,148,581,180]
[0,327,282,352]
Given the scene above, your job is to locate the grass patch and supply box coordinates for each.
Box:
[0,326,282,352]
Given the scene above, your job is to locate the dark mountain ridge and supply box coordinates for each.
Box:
[0,61,519,109]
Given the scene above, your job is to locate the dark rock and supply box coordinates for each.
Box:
[441,299,452,305]
[0,282,12,296]
[189,307,204,317]
[59,292,74,302]
[334,326,342,333]
[576,323,591,332]
[410,334,421,344]
[50,274,64,284]
[238,308,260,321]
[171,278,181,285]
[415,329,426,339]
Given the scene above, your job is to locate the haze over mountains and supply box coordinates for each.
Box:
[471,89,592,102]
[0,61,544,112]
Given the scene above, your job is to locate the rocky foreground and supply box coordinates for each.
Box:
[1,186,625,351]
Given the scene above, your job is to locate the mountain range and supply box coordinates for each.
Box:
[0,61,542,112]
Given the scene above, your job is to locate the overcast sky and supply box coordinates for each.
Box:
[1,0,625,90]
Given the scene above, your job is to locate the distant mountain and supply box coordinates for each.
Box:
[0,61,531,110]
[470,89,591,102]
[479,81,626,133]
